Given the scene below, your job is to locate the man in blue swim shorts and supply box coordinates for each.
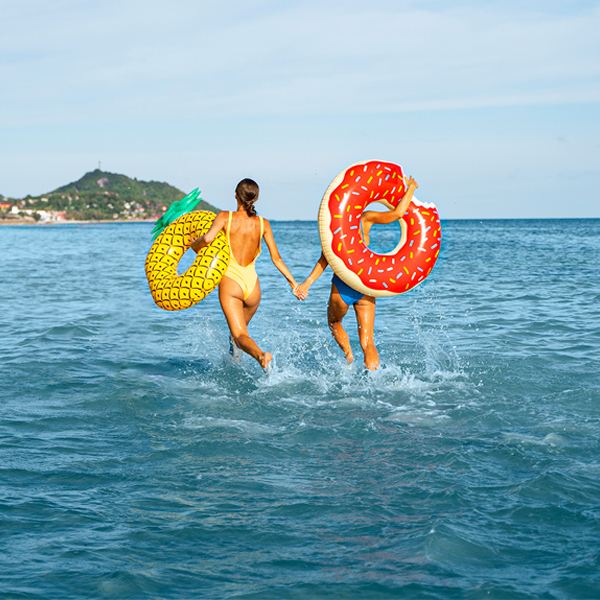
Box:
[294,176,418,370]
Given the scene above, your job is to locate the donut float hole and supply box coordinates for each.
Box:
[364,221,402,255]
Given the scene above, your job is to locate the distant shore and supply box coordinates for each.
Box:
[0,217,158,226]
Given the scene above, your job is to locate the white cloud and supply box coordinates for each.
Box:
[1,0,599,126]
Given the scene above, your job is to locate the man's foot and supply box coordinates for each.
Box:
[364,356,379,370]
[259,352,272,372]
[364,346,379,370]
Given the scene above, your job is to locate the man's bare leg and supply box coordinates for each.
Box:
[327,285,354,363]
[354,296,379,370]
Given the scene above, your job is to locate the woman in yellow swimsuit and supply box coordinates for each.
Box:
[190,178,299,371]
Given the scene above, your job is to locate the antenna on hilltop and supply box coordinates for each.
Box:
[98,161,101,170]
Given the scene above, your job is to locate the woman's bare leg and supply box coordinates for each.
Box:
[243,279,261,327]
[354,296,379,370]
[327,284,354,363]
[219,277,271,369]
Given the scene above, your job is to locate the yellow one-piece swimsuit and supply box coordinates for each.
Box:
[223,211,264,300]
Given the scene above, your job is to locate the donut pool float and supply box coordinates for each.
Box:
[318,160,441,297]
[145,211,229,311]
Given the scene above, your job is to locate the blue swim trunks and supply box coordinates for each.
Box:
[332,274,364,306]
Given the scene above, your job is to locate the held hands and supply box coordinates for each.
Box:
[293,281,310,301]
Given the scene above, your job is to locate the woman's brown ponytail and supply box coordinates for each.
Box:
[235,178,259,218]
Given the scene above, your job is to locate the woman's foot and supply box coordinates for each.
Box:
[259,352,272,371]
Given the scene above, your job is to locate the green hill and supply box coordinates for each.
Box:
[7,170,219,221]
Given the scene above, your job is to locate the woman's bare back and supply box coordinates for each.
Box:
[227,211,262,266]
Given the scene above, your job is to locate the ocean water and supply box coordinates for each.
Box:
[1,218,599,600]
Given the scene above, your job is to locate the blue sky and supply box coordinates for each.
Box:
[1,0,599,219]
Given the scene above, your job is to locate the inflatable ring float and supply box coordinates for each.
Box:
[145,211,230,311]
[318,160,441,297]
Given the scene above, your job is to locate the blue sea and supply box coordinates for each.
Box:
[1,218,599,599]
